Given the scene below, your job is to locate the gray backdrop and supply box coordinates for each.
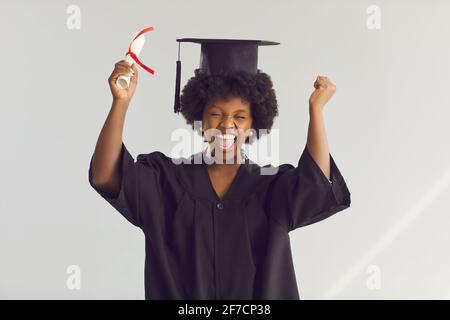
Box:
[2,0,449,299]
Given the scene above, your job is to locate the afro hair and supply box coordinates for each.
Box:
[179,68,279,143]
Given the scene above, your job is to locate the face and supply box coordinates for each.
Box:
[201,96,253,163]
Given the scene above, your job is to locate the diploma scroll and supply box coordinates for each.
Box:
[116,33,146,90]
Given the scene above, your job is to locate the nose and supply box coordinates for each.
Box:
[219,115,237,128]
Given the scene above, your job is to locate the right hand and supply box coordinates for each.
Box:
[108,60,139,103]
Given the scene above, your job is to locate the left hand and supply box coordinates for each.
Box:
[308,75,336,111]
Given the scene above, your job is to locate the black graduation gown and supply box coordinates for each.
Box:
[88,143,351,300]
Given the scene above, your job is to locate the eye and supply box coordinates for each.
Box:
[237,116,246,120]
[210,113,221,116]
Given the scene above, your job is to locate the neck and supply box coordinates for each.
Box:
[203,148,247,166]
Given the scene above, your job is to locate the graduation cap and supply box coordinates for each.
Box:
[173,38,280,113]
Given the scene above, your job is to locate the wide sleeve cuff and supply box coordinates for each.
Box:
[88,142,141,228]
[269,144,351,232]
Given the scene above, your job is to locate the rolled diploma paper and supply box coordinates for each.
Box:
[116,33,146,89]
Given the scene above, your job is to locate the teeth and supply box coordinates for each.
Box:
[215,133,236,150]
[217,134,236,140]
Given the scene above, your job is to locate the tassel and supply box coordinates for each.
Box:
[174,42,181,113]
[174,60,181,113]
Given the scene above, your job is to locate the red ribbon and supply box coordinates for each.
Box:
[126,26,155,74]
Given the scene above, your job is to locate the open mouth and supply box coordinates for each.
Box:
[215,133,238,151]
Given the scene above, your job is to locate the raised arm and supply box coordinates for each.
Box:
[267,75,350,232]
[90,60,138,195]
[306,75,337,182]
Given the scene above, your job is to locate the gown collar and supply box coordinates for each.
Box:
[182,150,256,203]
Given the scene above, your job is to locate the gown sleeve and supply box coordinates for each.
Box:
[88,142,144,228]
[268,144,351,232]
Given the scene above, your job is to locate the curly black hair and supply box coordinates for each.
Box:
[180,68,279,144]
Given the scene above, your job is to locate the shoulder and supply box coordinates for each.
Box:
[245,159,295,178]
[243,160,297,192]
[136,151,167,166]
[136,151,193,170]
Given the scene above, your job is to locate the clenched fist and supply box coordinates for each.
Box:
[309,75,336,111]
[108,60,139,103]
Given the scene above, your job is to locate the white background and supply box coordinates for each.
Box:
[1,0,449,299]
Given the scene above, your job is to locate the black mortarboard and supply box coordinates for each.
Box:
[173,38,280,113]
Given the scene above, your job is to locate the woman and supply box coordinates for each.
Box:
[89,44,351,300]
